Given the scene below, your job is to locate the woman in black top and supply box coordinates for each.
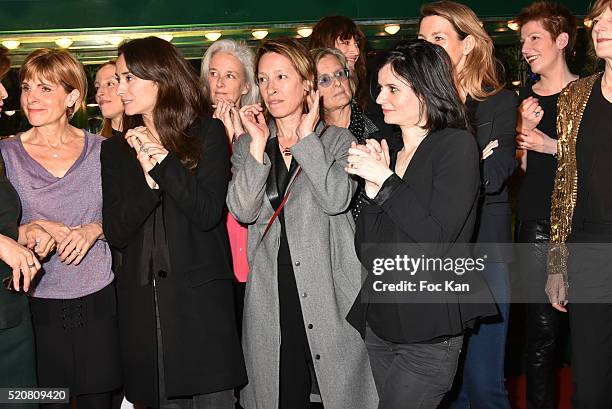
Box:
[101,37,246,408]
[515,4,578,408]
[346,39,496,409]
[546,1,612,406]
[419,2,518,407]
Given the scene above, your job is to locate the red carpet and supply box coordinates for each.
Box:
[506,367,573,409]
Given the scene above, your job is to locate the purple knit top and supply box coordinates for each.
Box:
[0,131,113,299]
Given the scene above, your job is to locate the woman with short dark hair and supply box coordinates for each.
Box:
[346,39,496,408]
[514,3,578,408]
[101,36,246,408]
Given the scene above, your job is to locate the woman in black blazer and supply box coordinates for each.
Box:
[346,39,496,409]
[419,2,518,408]
[101,37,246,409]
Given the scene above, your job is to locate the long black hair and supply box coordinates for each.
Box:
[381,39,469,132]
[119,37,212,169]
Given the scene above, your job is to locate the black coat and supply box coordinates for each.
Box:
[101,117,246,407]
[347,128,498,344]
[466,90,518,258]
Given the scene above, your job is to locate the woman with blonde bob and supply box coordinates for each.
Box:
[546,0,612,406]
[1,48,121,408]
[419,2,518,408]
[227,37,377,409]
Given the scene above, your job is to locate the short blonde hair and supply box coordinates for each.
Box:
[421,1,504,100]
[19,48,87,117]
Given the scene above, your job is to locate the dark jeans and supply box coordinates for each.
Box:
[365,325,463,409]
[450,262,511,409]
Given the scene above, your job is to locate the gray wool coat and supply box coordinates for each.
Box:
[226,122,378,409]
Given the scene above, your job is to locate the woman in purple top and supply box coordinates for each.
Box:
[0,48,121,408]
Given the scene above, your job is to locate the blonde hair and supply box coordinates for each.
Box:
[255,38,316,116]
[19,48,87,118]
[421,1,504,100]
[255,38,316,92]
[96,60,121,138]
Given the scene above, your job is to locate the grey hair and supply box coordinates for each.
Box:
[200,39,259,106]
[310,47,355,96]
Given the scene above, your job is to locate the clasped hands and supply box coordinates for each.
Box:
[3,221,102,292]
[125,126,169,189]
[345,138,394,199]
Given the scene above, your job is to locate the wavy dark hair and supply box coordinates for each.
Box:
[118,37,211,169]
[381,39,469,132]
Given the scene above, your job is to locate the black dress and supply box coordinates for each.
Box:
[0,152,37,395]
[267,138,316,409]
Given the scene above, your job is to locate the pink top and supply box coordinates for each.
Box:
[226,210,249,282]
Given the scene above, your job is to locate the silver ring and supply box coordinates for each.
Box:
[74,250,81,256]
[27,262,35,268]
[139,145,149,154]
[534,111,541,117]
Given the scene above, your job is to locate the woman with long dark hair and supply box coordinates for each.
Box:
[101,37,246,408]
[346,39,496,408]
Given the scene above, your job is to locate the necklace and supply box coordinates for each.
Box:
[278,140,293,156]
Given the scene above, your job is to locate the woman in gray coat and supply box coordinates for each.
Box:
[226,38,377,409]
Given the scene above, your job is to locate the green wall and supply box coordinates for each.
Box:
[0,0,589,32]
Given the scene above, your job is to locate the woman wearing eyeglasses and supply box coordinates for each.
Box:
[312,47,385,221]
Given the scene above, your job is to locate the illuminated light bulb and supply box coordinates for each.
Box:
[204,32,222,41]
[512,80,521,86]
[252,30,269,40]
[507,20,519,31]
[157,34,174,42]
[107,36,124,46]
[4,111,15,116]
[87,103,99,107]
[1,40,20,50]
[384,24,401,35]
[584,18,593,28]
[297,27,313,38]
[55,38,73,48]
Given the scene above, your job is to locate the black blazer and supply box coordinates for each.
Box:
[346,128,497,344]
[101,117,246,406]
[467,89,518,259]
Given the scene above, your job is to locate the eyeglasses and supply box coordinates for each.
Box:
[317,69,350,88]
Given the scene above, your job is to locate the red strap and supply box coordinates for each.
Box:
[262,167,302,239]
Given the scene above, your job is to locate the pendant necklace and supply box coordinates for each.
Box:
[278,141,292,157]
